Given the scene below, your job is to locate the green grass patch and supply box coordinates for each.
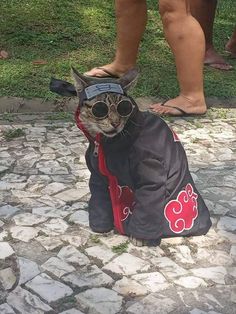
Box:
[112,241,129,254]
[46,112,74,121]
[3,128,25,141]
[0,0,235,100]
[90,234,101,244]
[2,113,14,122]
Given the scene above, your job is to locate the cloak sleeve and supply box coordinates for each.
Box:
[86,155,114,233]
[123,157,167,240]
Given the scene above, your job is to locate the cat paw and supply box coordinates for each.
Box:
[130,236,146,247]
[130,236,161,247]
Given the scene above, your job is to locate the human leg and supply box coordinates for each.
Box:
[190,0,232,71]
[84,0,147,77]
[150,0,207,116]
[226,27,236,58]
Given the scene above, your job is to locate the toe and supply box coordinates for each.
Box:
[84,67,108,77]
[207,63,233,71]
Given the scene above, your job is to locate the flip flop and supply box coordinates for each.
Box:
[151,100,206,117]
[204,61,233,71]
[84,67,120,78]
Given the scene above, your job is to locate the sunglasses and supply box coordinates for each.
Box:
[86,100,134,119]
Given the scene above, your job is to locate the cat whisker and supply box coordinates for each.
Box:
[123,129,131,138]
[129,119,141,127]
[120,130,126,138]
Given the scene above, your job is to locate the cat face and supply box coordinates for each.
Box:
[79,93,135,138]
[72,67,139,138]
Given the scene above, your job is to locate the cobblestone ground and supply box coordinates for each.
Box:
[0,109,235,314]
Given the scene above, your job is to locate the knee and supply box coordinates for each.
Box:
[159,0,187,27]
[116,0,146,17]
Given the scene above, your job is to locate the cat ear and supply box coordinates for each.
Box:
[50,78,77,96]
[118,67,139,92]
[71,67,89,93]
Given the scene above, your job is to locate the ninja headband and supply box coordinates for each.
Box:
[49,78,125,102]
[84,83,124,100]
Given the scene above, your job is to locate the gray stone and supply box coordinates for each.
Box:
[26,273,73,302]
[18,257,41,285]
[85,245,116,264]
[41,257,75,278]
[55,188,90,202]
[69,210,89,226]
[36,160,69,175]
[195,248,234,266]
[38,218,68,236]
[126,294,176,314]
[41,182,67,195]
[10,226,39,242]
[0,205,20,219]
[27,174,51,185]
[0,267,16,290]
[191,266,227,284]
[60,234,89,247]
[174,276,207,289]
[113,277,148,296]
[132,272,169,292]
[230,245,236,260]
[0,181,27,191]
[11,189,40,199]
[0,242,15,259]
[59,310,85,314]
[7,286,52,313]
[218,230,236,243]
[0,231,8,241]
[63,265,113,289]
[150,257,188,278]
[169,245,195,264]
[103,253,150,276]
[217,216,236,232]
[13,213,48,226]
[32,206,73,218]
[0,166,9,173]
[230,286,236,304]
[36,235,63,250]
[58,245,90,266]
[0,304,16,314]
[76,287,122,314]
[100,234,129,248]
[38,194,66,208]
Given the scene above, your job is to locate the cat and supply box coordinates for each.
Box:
[50,67,212,246]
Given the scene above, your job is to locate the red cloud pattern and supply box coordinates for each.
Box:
[118,185,135,221]
[164,183,198,233]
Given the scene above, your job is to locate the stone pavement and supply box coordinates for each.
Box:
[0,107,235,314]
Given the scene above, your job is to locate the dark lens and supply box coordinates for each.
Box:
[117,100,133,117]
[92,102,108,118]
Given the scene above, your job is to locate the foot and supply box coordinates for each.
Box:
[225,39,236,58]
[204,47,232,70]
[84,63,132,78]
[149,94,207,116]
[130,236,161,247]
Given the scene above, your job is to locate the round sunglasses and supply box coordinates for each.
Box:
[87,100,134,119]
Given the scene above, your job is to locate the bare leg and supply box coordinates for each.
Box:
[226,28,236,58]
[84,0,147,77]
[190,0,232,71]
[150,0,206,115]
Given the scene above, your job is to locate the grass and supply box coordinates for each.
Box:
[3,128,25,141]
[112,241,129,254]
[0,0,235,100]
[46,112,74,121]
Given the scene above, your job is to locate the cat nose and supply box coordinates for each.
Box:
[111,121,120,128]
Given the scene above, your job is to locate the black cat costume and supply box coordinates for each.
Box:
[50,71,211,245]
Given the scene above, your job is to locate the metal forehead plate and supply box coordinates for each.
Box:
[84,83,124,99]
